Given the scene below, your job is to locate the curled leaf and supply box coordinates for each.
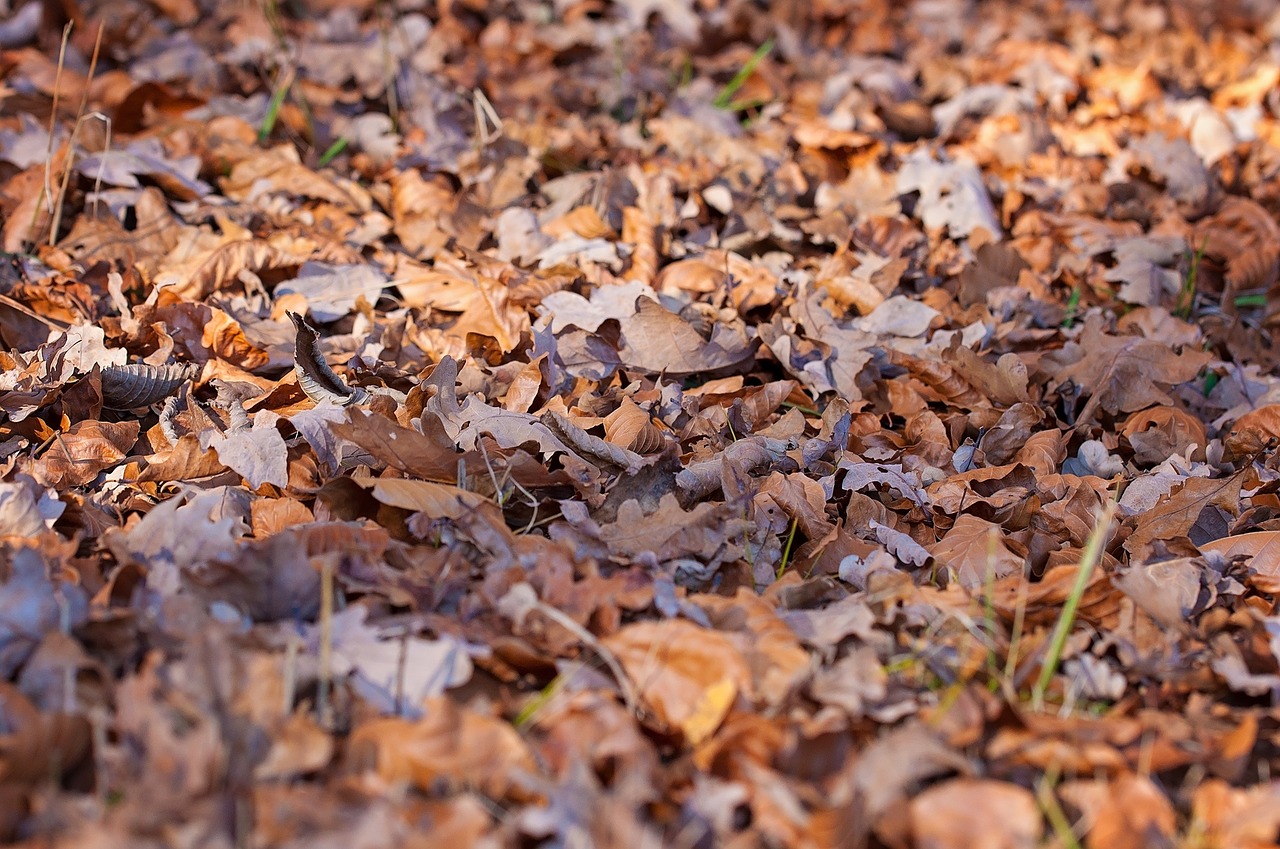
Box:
[157,385,188,447]
[540,410,645,473]
[100,363,200,410]
[288,311,371,407]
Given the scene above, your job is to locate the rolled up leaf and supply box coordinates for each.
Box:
[288,311,371,406]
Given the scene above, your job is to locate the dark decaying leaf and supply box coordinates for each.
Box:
[100,363,200,410]
[288,311,371,406]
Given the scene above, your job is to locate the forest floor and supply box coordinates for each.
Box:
[2,0,1280,846]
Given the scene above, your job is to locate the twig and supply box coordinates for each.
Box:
[500,583,638,717]
[49,23,105,246]
[42,22,72,218]
[317,556,334,728]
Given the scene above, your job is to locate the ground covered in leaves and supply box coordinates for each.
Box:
[3,0,1280,845]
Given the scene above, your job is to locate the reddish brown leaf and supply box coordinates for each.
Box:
[30,420,139,488]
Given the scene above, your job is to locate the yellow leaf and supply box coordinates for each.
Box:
[680,677,737,746]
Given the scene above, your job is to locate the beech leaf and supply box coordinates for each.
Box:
[288,311,371,406]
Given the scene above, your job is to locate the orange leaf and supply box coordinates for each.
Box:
[603,620,751,738]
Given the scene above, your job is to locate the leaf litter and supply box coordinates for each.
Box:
[1,0,1280,846]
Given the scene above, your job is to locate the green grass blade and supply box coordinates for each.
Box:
[1061,285,1082,328]
[259,78,291,143]
[1031,500,1115,709]
[714,38,774,110]
[776,516,798,579]
[317,136,348,168]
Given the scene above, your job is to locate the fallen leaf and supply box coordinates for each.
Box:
[206,411,289,490]
[1051,315,1212,424]
[0,481,63,538]
[603,620,751,737]
[277,262,389,323]
[909,778,1042,849]
[30,420,139,489]
[1059,773,1176,849]
[315,606,475,716]
[0,548,88,678]
[929,514,1026,589]
[617,297,756,375]
[896,148,1001,239]
[1199,531,1280,593]
[349,696,537,800]
[253,712,334,781]
[1125,469,1247,559]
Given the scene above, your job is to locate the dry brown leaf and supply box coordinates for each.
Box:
[942,343,1030,407]
[1189,780,1280,849]
[100,363,198,410]
[139,434,231,482]
[253,711,334,781]
[603,620,751,739]
[0,481,63,538]
[30,420,139,489]
[288,311,371,407]
[1193,196,1280,294]
[908,778,1042,849]
[543,205,615,240]
[1059,773,1176,849]
[249,496,314,537]
[391,169,453,259]
[162,234,352,302]
[329,409,459,482]
[450,272,529,353]
[621,206,657,285]
[990,558,1117,628]
[929,514,1026,590]
[1124,469,1247,559]
[222,145,372,210]
[3,4,1279,843]
[695,590,812,707]
[349,697,537,800]
[595,492,737,562]
[353,477,496,520]
[757,471,833,541]
[654,251,778,313]
[617,297,756,375]
[602,396,663,452]
[0,683,93,787]
[1052,316,1212,424]
[206,412,289,490]
[1223,403,1280,459]
[0,552,88,678]
[1121,406,1207,465]
[1199,531,1280,593]
[1111,558,1204,633]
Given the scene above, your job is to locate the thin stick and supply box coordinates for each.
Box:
[282,630,298,716]
[49,23,105,246]
[376,0,400,131]
[317,556,334,728]
[43,22,73,216]
[532,597,638,717]
[472,88,502,146]
[86,111,111,212]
